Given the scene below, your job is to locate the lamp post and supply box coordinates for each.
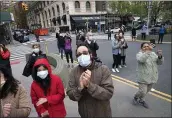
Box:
[147,0,152,35]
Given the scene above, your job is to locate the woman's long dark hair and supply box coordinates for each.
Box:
[32,64,51,96]
[0,65,20,99]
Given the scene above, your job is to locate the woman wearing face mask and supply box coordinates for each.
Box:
[84,32,99,58]
[0,44,12,75]
[120,38,128,67]
[111,34,122,73]
[0,65,31,117]
[31,58,66,118]
[117,32,124,68]
[22,43,47,77]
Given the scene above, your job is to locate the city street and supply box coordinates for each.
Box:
[1,0,172,118]
[22,33,171,94]
[9,33,171,117]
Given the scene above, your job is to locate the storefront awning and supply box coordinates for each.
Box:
[71,16,105,22]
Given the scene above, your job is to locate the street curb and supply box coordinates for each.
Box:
[133,40,172,44]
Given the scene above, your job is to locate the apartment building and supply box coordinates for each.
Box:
[26,1,107,32]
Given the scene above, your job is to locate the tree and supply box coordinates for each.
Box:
[150,1,164,25]
[109,1,148,18]
[160,1,172,21]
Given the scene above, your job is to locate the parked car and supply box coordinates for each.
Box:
[13,30,29,43]
[105,27,120,34]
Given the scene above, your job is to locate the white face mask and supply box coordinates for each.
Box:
[89,36,93,41]
[119,33,123,37]
[33,48,39,53]
[77,54,91,67]
[87,40,91,44]
[37,70,48,79]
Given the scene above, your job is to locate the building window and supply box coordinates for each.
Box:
[75,1,80,8]
[47,20,48,27]
[43,1,46,7]
[45,11,47,19]
[102,1,106,11]
[62,2,65,13]
[48,9,51,18]
[47,1,49,5]
[75,1,80,12]
[86,1,91,12]
[43,21,45,28]
[57,5,60,16]
[52,7,55,16]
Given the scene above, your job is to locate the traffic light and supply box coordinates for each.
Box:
[22,2,28,11]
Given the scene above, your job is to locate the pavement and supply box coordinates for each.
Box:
[8,31,172,117]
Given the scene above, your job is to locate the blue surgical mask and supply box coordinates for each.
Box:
[77,54,91,67]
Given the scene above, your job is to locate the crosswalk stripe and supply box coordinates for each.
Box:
[22,38,56,46]
[9,45,32,61]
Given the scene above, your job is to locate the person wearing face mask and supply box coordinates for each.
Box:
[0,44,12,75]
[111,34,122,73]
[133,42,164,108]
[84,32,99,58]
[67,45,114,118]
[22,43,47,77]
[30,58,66,117]
[120,37,128,68]
[0,65,31,117]
[117,32,124,69]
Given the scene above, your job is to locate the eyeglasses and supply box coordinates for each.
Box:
[76,51,89,57]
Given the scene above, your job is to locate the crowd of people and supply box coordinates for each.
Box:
[0,27,164,117]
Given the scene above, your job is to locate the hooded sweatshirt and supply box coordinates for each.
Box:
[30,58,66,118]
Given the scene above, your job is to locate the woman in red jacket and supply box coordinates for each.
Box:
[30,58,66,117]
[0,44,12,75]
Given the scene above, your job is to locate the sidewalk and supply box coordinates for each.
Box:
[11,59,171,117]
[49,32,133,41]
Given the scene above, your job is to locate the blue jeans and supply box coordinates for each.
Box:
[60,47,64,59]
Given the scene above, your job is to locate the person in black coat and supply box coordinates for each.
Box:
[0,44,12,75]
[58,33,65,59]
[108,28,111,40]
[84,32,99,58]
[76,31,85,48]
[132,27,136,41]
[22,43,46,77]
[56,32,60,53]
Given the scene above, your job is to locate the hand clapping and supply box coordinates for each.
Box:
[79,70,92,88]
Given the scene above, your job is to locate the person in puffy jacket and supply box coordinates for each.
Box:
[23,43,46,77]
[0,44,12,75]
[133,42,164,108]
[30,58,66,118]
